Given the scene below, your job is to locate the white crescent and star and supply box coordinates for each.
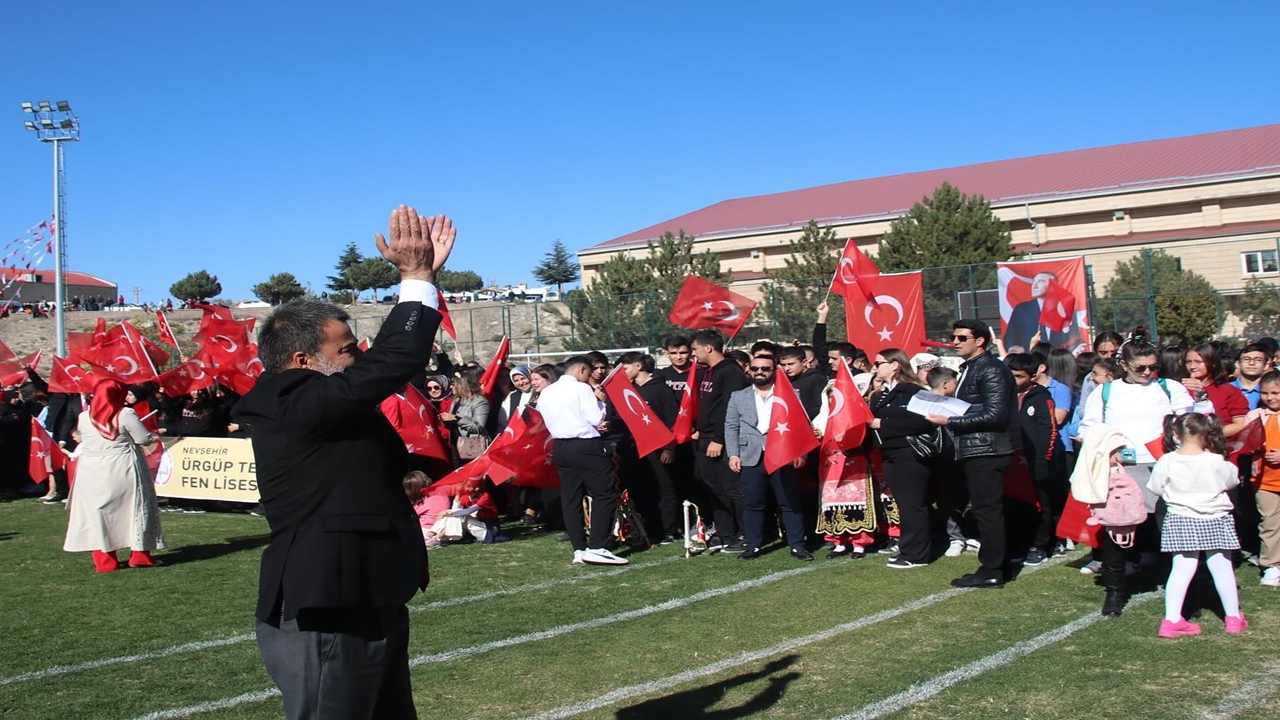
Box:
[830,388,845,417]
[864,294,904,328]
[189,359,207,380]
[837,257,859,285]
[112,356,139,376]
[713,301,740,322]
[211,335,239,353]
[767,396,791,435]
[621,389,652,425]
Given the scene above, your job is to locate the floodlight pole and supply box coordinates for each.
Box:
[22,100,79,359]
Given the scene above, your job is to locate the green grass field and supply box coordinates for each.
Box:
[2,499,1278,720]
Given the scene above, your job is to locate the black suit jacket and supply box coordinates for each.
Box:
[233,301,441,623]
[1004,300,1078,350]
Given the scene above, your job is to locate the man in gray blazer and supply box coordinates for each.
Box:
[724,355,813,561]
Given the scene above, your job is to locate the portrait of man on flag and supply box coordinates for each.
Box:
[997,257,1089,351]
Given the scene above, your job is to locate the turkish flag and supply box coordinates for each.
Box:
[156,311,179,348]
[479,336,511,399]
[380,384,450,462]
[80,337,159,383]
[105,321,171,367]
[197,318,254,367]
[671,362,699,444]
[48,356,93,394]
[1037,280,1076,334]
[1144,437,1166,460]
[843,271,926,355]
[66,332,96,362]
[764,371,820,473]
[92,317,107,346]
[0,337,17,362]
[29,417,65,483]
[603,370,675,458]
[1056,494,1102,548]
[1227,416,1265,461]
[189,301,234,322]
[429,454,493,497]
[823,358,872,451]
[667,275,757,338]
[131,399,162,434]
[436,288,457,340]
[1003,453,1040,507]
[0,352,39,387]
[829,239,880,305]
[157,357,216,396]
[487,408,559,489]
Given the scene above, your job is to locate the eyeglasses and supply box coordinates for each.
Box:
[1241,356,1268,364]
[1127,364,1157,374]
[873,360,890,367]
[748,366,774,372]
[951,334,974,342]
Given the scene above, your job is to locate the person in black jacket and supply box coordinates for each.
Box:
[692,329,749,552]
[232,206,454,720]
[1005,353,1067,566]
[635,353,681,542]
[868,348,938,569]
[926,319,1018,589]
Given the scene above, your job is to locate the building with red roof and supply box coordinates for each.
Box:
[578,123,1280,298]
[0,267,117,305]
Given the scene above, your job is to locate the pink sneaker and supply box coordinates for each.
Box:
[1158,618,1202,638]
[1224,613,1249,634]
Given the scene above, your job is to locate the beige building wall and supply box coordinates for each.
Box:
[580,175,1280,307]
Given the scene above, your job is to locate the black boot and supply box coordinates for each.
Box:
[1101,567,1127,617]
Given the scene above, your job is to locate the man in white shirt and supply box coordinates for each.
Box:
[537,355,628,566]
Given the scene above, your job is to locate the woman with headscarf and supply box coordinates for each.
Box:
[497,365,535,432]
[63,377,164,572]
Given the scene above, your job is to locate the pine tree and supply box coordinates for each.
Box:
[170,270,222,302]
[346,258,400,302]
[532,240,580,295]
[326,242,363,304]
[761,221,847,343]
[252,272,307,305]
[558,231,727,350]
[876,182,1015,337]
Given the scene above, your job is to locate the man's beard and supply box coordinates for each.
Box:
[751,377,773,388]
[313,356,347,376]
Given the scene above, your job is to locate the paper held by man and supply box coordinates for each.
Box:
[906,391,971,418]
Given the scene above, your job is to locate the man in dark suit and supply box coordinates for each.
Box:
[1003,271,1080,350]
[233,206,455,720]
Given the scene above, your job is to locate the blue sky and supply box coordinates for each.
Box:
[2,1,1277,302]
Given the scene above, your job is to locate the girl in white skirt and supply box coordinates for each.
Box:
[1147,413,1247,638]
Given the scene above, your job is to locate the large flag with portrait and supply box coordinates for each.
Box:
[996,257,1089,352]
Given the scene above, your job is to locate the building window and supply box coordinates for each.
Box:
[1242,249,1279,276]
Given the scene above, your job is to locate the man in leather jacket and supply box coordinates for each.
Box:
[926,319,1017,589]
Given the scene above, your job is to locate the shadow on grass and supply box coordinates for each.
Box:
[161,534,269,566]
[614,656,801,720]
[0,531,16,541]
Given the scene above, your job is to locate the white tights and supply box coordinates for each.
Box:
[1164,550,1240,622]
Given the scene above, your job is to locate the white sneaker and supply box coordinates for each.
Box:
[582,548,628,566]
[1079,560,1103,575]
[572,550,585,565]
[965,538,982,551]
[1261,566,1280,587]
[945,540,966,558]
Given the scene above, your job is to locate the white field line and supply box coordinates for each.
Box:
[125,562,829,720]
[1198,663,1280,720]
[831,592,1160,720]
[0,556,679,687]
[516,554,1077,720]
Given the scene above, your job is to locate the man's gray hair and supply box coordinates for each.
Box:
[257,300,351,374]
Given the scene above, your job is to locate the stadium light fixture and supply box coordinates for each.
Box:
[18,99,79,359]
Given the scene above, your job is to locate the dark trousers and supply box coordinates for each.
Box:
[740,461,804,551]
[1030,459,1068,550]
[960,453,1010,577]
[884,452,932,563]
[553,437,616,551]
[256,605,415,720]
[645,451,682,537]
[694,438,744,537]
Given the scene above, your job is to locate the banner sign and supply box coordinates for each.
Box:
[996,257,1089,352]
[153,437,259,503]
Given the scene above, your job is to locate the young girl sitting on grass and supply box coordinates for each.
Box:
[403,470,450,550]
[1147,413,1247,637]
